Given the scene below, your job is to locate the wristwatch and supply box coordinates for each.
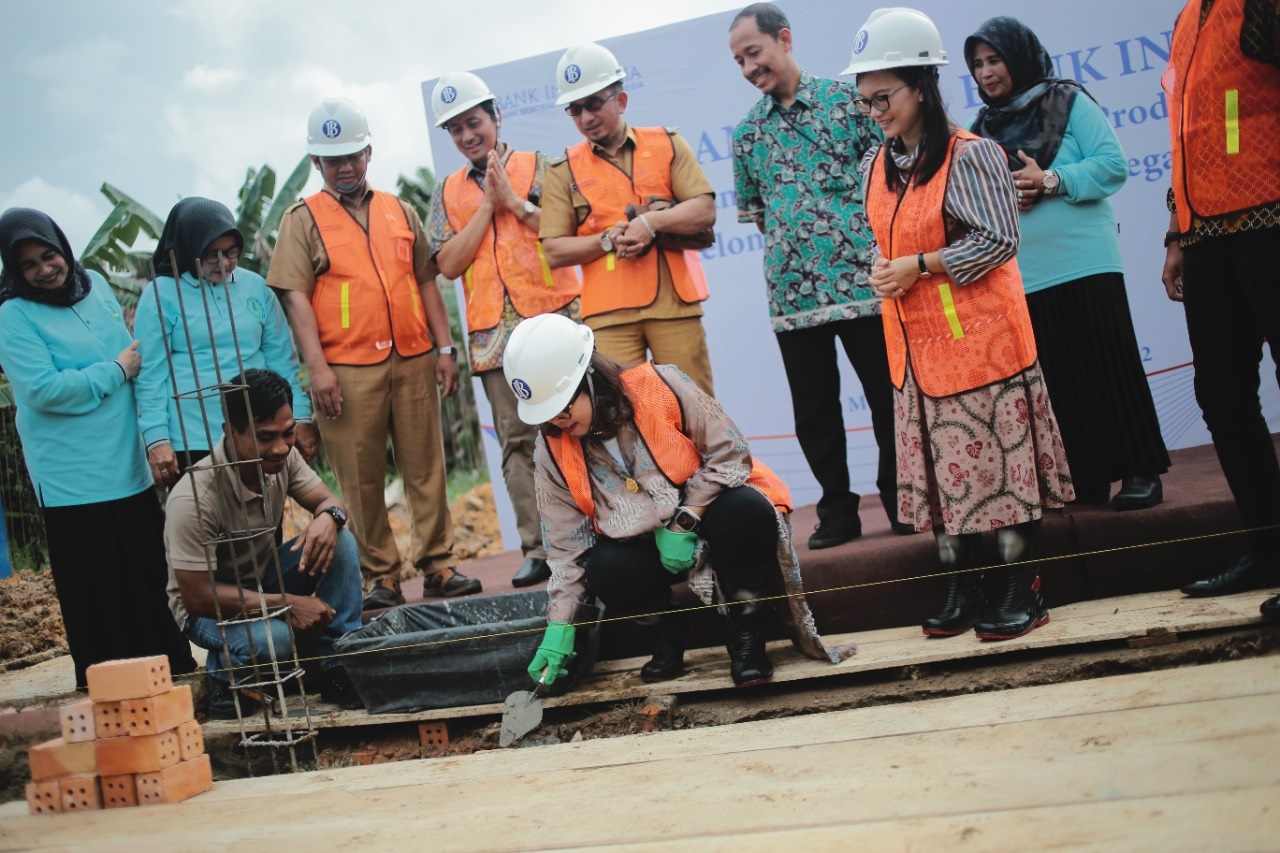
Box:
[1042,169,1060,195]
[599,232,614,253]
[917,252,932,278]
[437,346,457,358]
[322,506,348,528]
[671,506,700,533]
[520,200,537,220]
[1163,230,1182,247]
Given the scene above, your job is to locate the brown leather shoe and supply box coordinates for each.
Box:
[423,568,482,597]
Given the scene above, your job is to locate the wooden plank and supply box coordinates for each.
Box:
[3,657,1276,850]
[204,586,1275,734]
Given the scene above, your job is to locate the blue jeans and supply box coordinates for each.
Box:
[185,528,362,684]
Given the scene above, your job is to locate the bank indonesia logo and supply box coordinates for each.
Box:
[441,86,457,104]
[854,30,869,55]
[511,378,533,400]
[565,64,582,84]
[322,119,342,139]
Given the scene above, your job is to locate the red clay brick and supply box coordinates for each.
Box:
[95,730,180,777]
[28,737,96,781]
[135,754,213,805]
[94,701,126,739]
[59,774,102,812]
[122,685,194,737]
[175,720,204,761]
[418,721,449,747]
[100,774,138,809]
[59,699,96,744]
[25,781,62,815]
[85,656,172,702]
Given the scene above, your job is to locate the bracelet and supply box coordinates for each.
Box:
[1163,230,1182,247]
[636,213,657,241]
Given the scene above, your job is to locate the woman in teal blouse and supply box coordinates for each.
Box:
[0,208,194,689]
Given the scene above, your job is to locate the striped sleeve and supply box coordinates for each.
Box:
[938,138,1020,284]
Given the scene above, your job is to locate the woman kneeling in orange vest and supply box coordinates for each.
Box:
[504,313,853,689]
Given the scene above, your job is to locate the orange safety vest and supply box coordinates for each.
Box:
[303,190,432,365]
[865,130,1037,399]
[1163,0,1280,232]
[544,363,790,527]
[440,152,581,333]
[566,127,709,319]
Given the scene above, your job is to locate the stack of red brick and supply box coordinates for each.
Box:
[25,656,213,814]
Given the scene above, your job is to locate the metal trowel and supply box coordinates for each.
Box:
[499,672,546,747]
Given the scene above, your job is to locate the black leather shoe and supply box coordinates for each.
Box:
[511,557,552,588]
[423,568,483,597]
[640,612,688,682]
[725,607,774,687]
[1071,481,1112,505]
[891,519,917,535]
[205,676,261,720]
[922,573,984,637]
[1112,474,1163,510]
[809,502,862,550]
[362,579,404,611]
[319,666,364,710]
[1261,594,1280,622]
[975,567,1049,640]
[1181,552,1279,597]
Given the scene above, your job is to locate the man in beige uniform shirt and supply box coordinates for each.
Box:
[269,96,481,610]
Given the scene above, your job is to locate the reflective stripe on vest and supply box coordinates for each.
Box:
[544,363,790,526]
[1162,0,1280,232]
[440,151,581,333]
[566,127,710,319]
[304,191,431,365]
[865,131,1037,399]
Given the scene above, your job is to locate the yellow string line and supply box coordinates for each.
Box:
[183,523,1276,683]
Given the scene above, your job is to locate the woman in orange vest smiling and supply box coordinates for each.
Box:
[427,71,582,590]
[845,9,1074,640]
[503,313,853,691]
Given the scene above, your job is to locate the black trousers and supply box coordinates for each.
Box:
[775,316,897,520]
[584,487,779,617]
[1182,228,1280,556]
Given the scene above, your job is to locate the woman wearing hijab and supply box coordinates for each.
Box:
[845,9,1074,640]
[966,17,1170,509]
[0,208,196,688]
[135,197,316,487]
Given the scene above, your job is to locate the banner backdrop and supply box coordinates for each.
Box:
[423,0,1279,551]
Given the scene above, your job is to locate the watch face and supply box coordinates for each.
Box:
[1043,171,1059,192]
[600,234,613,253]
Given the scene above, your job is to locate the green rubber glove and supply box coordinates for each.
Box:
[654,526,697,573]
[528,621,576,685]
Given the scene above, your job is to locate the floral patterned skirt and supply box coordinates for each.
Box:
[895,361,1075,535]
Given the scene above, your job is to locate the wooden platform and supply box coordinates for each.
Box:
[202,585,1277,735]
[3,653,1276,850]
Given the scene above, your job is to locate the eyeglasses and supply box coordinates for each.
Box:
[853,84,910,114]
[564,92,619,117]
[553,391,581,420]
[201,246,243,266]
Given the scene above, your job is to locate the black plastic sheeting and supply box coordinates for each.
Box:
[335,590,603,715]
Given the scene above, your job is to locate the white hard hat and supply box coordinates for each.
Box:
[840,8,949,76]
[503,314,595,425]
[432,71,497,127]
[555,43,626,106]
[306,97,372,156]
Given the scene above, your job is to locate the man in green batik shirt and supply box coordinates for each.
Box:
[729,3,909,548]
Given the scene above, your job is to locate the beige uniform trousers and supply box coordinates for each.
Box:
[479,369,545,559]
[591,316,715,397]
[317,350,456,584]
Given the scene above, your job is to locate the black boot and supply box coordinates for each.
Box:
[724,605,774,687]
[640,611,688,683]
[975,566,1049,640]
[922,532,983,637]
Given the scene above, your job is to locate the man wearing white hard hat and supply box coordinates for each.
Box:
[539,43,718,397]
[426,71,582,589]
[270,96,482,610]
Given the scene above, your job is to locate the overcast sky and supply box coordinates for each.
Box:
[1,0,747,254]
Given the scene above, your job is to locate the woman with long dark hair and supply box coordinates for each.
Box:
[843,9,1075,640]
[0,208,195,688]
[502,313,851,690]
[966,16,1169,509]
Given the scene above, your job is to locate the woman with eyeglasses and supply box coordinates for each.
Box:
[0,208,196,689]
[503,313,852,692]
[844,9,1074,640]
[135,197,316,487]
[966,17,1169,510]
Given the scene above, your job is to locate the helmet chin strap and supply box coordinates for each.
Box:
[584,367,599,434]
